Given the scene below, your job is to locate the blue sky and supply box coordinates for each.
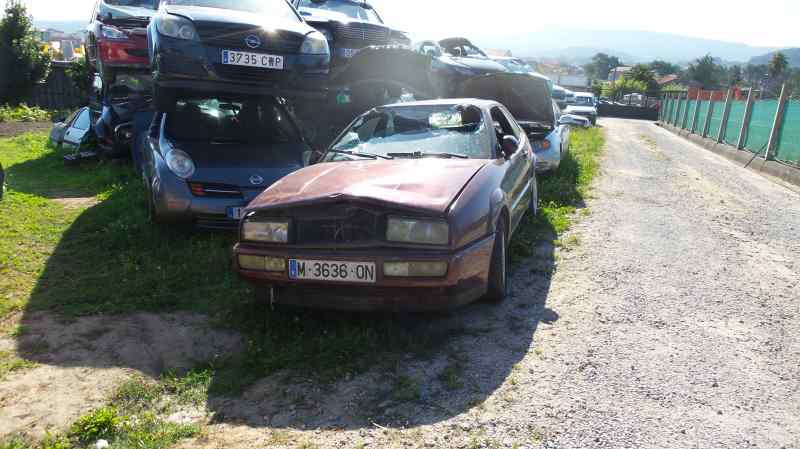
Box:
[25,0,799,48]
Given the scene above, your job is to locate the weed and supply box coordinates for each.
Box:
[9,325,26,337]
[438,358,465,390]
[266,430,292,445]
[393,374,421,401]
[0,351,36,380]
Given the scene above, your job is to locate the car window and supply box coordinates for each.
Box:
[418,43,441,57]
[297,0,382,23]
[490,106,516,140]
[499,107,522,139]
[166,0,300,19]
[72,109,91,131]
[64,109,81,126]
[327,104,491,159]
[166,97,301,144]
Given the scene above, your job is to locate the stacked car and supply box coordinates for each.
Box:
[50,0,594,309]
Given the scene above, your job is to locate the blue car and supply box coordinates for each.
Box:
[147,0,330,111]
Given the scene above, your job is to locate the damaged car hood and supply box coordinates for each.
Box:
[458,73,554,126]
[248,158,488,215]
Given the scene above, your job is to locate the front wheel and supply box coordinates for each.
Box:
[485,218,509,303]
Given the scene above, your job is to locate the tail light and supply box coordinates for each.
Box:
[533,140,551,152]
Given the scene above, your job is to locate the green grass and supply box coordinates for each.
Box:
[0,104,51,123]
[0,127,605,399]
[0,350,37,380]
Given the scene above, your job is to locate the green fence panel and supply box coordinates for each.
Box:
[708,101,724,138]
[696,101,710,134]
[776,100,800,164]
[673,98,684,125]
[662,98,671,121]
[743,99,778,154]
[683,101,696,129]
[722,101,746,146]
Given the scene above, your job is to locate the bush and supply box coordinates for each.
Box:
[0,104,50,122]
[66,57,92,100]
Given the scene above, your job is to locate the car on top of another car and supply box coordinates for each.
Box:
[233,98,538,311]
[147,0,331,110]
[86,0,157,85]
[140,94,313,229]
[414,38,508,97]
[292,0,410,70]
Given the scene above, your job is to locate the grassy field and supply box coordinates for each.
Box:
[0,128,604,448]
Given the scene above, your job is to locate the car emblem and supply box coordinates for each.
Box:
[245,35,261,49]
[249,175,264,186]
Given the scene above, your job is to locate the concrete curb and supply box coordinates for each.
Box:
[657,122,800,189]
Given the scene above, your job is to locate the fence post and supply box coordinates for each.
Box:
[736,88,756,150]
[702,97,715,138]
[765,83,790,161]
[690,94,702,134]
[716,88,733,143]
[673,94,683,125]
[680,92,692,129]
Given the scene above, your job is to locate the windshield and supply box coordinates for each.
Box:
[166,97,301,144]
[297,0,382,23]
[496,59,534,74]
[575,96,595,106]
[105,0,156,8]
[443,43,487,59]
[551,89,566,100]
[326,104,490,161]
[165,0,300,19]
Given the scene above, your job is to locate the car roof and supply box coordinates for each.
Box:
[379,98,499,110]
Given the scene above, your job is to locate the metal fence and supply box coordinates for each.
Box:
[28,61,84,110]
[660,85,799,166]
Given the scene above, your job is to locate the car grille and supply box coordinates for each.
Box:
[213,64,289,83]
[331,22,390,46]
[194,22,303,53]
[291,204,383,245]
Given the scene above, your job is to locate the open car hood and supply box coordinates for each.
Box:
[248,159,488,215]
[457,73,554,126]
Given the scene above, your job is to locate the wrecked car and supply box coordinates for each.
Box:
[233,99,538,310]
[93,71,154,157]
[417,38,507,97]
[141,95,312,228]
[293,0,410,70]
[147,0,330,111]
[50,107,94,153]
[86,0,157,85]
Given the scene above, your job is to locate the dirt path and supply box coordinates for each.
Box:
[0,121,51,139]
[2,118,798,448]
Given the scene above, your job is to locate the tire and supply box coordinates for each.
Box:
[485,218,509,303]
[530,177,538,218]
[143,173,162,225]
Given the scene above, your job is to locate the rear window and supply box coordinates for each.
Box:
[166,97,300,144]
[165,0,300,19]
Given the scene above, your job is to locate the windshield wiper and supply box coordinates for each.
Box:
[387,151,468,159]
[326,149,393,160]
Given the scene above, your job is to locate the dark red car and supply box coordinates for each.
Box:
[86,0,157,84]
[233,92,553,311]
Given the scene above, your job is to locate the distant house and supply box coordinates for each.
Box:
[608,66,632,82]
[657,74,681,86]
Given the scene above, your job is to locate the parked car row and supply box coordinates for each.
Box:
[50,0,593,310]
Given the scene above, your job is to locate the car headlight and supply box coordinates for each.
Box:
[319,28,333,43]
[101,25,128,40]
[387,217,449,245]
[300,31,330,55]
[242,219,290,243]
[165,149,195,179]
[155,14,199,41]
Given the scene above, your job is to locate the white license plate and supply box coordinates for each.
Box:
[342,48,360,59]
[289,259,376,284]
[227,207,245,220]
[222,50,284,70]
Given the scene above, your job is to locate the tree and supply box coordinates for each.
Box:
[66,56,91,101]
[769,52,789,79]
[727,65,743,87]
[649,60,680,76]
[583,53,620,81]
[603,76,648,100]
[686,54,723,90]
[627,64,660,96]
[0,0,51,104]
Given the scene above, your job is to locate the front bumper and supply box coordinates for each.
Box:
[153,36,329,98]
[233,234,496,311]
[534,147,562,173]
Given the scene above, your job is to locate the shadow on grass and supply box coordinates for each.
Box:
[11,144,603,431]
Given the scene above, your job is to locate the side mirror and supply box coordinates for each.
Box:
[501,135,519,159]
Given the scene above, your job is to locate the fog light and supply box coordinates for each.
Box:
[238,255,285,272]
[384,261,448,278]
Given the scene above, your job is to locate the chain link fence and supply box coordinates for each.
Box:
[660,88,799,166]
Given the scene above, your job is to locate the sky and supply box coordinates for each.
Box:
[24,0,800,49]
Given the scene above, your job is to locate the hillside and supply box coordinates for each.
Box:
[34,20,86,34]
[477,28,776,64]
[749,48,800,67]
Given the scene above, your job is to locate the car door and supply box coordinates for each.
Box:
[491,106,530,233]
[62,108,92,151]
